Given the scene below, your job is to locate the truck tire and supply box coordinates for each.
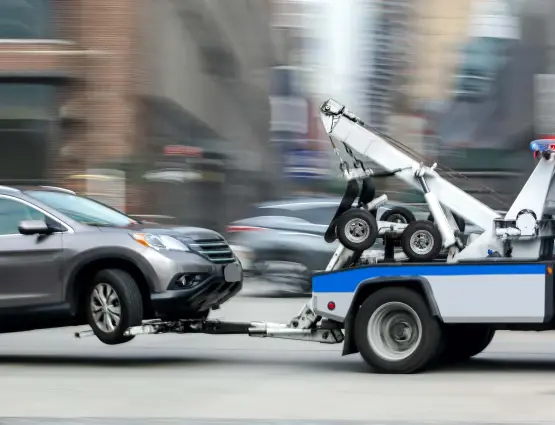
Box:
[381,206,416,224]
[336,209,378,252]
[440,325,495,364]
[401,220,443,262]
[86,269,143,345]
[354,287,443,374]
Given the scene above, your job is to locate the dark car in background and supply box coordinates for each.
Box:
[227,198,429,294]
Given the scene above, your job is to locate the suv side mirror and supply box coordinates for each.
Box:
[18,220,52,236]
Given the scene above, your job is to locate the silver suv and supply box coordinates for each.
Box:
[0,185,242,344]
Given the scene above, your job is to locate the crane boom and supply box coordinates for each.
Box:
[319,99,500,232]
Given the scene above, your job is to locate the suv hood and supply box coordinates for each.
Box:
[97,224,224,241]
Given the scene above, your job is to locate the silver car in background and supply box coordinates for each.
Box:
[227,198,429,294]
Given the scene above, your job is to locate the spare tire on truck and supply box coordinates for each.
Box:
[336,209,379,252]
[380,206,416,224]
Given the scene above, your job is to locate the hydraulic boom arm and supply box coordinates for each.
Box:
[319,99,500,232]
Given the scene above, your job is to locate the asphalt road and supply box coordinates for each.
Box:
[0,286,555,423]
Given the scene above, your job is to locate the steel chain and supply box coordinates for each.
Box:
[343,143,366,171]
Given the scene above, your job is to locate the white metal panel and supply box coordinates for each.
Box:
[313,292,355,321]
[313,273,546,324]
[505,157,555,220]
[429,274,546,323]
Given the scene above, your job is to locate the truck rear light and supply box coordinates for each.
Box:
[226,225,265,233]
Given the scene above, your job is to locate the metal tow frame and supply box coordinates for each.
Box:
[75,318,344,344]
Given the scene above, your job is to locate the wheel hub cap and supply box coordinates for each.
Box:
[91,282,121,333]
[409,230,433,255]
[345,218,369,243]
[367,302,423,361]
[389,214,406,223]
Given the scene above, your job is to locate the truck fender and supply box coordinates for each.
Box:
[341,276,441,356]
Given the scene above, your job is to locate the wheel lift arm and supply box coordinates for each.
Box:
[74,318,344,344]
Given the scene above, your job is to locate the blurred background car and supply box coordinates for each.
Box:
[227,197,430,294]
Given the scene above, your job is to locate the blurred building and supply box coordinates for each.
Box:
[433,0,546,209]
[139,0,278,230]
[359,0,414,134]
[0,0,278,230]
[410,0,474,104]
[270,0,331,191]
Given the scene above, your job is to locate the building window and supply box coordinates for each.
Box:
[453,37,512,101]
[0,84,57,183]
[0,0,53,39]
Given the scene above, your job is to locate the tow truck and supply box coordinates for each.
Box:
[76,99,555,374]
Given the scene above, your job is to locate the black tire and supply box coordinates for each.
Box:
[354,287,443,374]
[336,209,378,251]
[427,212,466,233]
[401,220,443,262]
[381,206,416,224]
[86,269,144,345]
[440,325,495,365]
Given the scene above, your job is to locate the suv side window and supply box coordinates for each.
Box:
[0,197,46,235]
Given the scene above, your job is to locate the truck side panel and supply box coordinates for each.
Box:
[312,263,550,324]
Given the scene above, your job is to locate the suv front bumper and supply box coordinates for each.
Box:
[150,260,243,319]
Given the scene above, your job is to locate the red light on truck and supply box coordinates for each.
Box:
[327,301,336,311]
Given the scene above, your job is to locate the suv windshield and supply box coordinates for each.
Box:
[26,191,137,227]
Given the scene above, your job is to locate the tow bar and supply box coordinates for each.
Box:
[74,319,344,344]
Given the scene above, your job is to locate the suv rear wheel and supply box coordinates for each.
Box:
[86,269,143,345]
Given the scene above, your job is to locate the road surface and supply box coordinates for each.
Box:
[0,291,554,423]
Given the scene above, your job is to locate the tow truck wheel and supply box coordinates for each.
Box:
[401,220,443,262]
[336,209,378,252]
[354,287,443,374]
[381,206,416,224]
[440,325,495,364]
[86,269,143,345]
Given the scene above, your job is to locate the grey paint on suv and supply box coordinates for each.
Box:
[0,185,242,344]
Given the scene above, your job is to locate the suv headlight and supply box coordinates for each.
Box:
[131,233,190,252]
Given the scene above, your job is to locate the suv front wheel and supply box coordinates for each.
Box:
[86,269,143,345]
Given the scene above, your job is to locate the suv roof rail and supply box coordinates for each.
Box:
[0,185,21,193]
[40,186,76,195]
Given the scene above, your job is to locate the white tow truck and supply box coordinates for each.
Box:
[77,99,555,374]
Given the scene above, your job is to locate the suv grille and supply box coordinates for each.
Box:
[190,238,235,264]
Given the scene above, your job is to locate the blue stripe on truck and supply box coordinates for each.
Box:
[312,263,546,293]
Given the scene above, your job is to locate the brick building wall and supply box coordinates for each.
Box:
[0,0,276,223]
[0,0,145,212]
